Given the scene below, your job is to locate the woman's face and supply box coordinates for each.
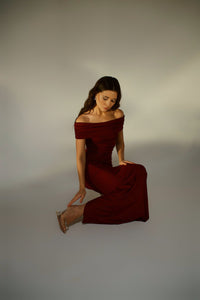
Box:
[95,90,117,112]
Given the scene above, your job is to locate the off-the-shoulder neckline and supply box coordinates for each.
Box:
[75,115,125,125]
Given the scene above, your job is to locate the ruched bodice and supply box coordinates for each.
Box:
[74,115,125,166]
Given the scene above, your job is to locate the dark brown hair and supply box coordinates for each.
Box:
[74,76,122,122]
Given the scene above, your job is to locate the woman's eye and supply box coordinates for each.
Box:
[103,97,115,103]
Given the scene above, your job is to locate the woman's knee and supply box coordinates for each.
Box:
[136,163,147,175]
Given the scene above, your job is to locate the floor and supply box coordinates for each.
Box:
[1,142,200,300]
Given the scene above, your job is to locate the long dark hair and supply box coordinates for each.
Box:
[74,76,122,122]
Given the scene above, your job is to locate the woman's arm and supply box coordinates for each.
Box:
[114,108,125,163]
[67,139,86,207]
[116,129,125,163]
[76,139,86,188]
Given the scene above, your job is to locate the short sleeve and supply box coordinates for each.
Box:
[74,122,89,139]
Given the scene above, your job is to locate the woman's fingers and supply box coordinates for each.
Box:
[119,161,127,165]
[67,195,79,207]
[67,190,86,207]
[79,193,86,204]
[125,160,135,164]
[68,200,77,207]
[119,160,136,166]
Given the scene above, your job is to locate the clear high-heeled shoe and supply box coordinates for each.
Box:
[56,210,69,233]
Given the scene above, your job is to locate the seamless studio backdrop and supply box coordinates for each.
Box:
[1,1,200,300]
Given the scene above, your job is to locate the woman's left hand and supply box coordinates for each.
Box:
[119,160,136,165]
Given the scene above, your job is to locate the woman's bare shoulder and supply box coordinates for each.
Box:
[75,113,90,123]
[114,108,124,118]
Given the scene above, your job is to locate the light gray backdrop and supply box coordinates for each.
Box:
[1,0,200,299]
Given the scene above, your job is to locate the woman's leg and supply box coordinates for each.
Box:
[60,204,86,231]
[83,163,149,224]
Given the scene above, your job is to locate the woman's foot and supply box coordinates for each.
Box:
[57,204,85,233]
[62,205,84,226]
[56,210,68,233]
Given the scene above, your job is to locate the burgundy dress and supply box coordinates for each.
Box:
[74,115,149,225]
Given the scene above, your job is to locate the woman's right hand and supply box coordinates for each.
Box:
[67,187,86,207]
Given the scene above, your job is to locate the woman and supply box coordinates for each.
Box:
[56,76,149,233]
